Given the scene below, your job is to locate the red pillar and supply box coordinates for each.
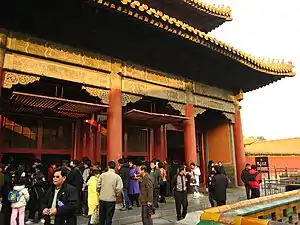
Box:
[107,89,122,163]
[184,104,197,165]
[153,125,166,161]
[233,110,246,186]
[84,118,97,163]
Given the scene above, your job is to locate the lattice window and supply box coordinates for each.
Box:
[2,116,38,148]
[127,127,148,153]
[42,119,72,149]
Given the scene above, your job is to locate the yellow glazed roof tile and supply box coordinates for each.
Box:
[183,0,232,20]
[98,0,295,77]
[245,137,300,155]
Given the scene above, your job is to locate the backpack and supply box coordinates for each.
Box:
[8,190,21,203]
[247,172,259,182]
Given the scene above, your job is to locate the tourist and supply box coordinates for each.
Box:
[171,166,188,221]
[128,160,140,207]
[97,161,123,225]
[87,169,101,225]
[65,160,83,215]
[149,160,163,208]
[139,165,153,225]
[241,163,251,199]
[206,164,216,207]
[218,161,227,176]
[82,159,92,216]
[26,164,46,224]
[10,175,30,225]
[41,167,78,225]
[247,165,262,199]
[189,162,203,199]
[118,158,132,210]
[158,162,167,203]
[211,165,228,206]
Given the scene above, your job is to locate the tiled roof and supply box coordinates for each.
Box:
[183,0,232,20]
[245,138,300,155]
[98,0,295,77]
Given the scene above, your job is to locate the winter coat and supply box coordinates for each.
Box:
[190,166,201,186]
[247,169,262,189]
[119,163,130,189]
[30,170,46,199]
[211,173,228,202]
[41,183,78,225]
[87,176,99,215]
[128,166,140,195]
[150,168,163,189]
[241,169,249,185]
[11,185,30,208]
[139,173,153,205]
[67,167,83,191]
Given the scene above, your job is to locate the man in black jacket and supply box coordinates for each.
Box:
[211,165,228,206]
[149,161,162,209]
[118,158,132,210]
[241,163,251,199]
[41,167,78,225]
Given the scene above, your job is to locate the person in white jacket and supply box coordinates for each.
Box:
[189,163,204,199]
[10,176,30,225]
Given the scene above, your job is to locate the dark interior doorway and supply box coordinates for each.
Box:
[41,154,71,167]
[167,131,185,164]
[2,153,36,166]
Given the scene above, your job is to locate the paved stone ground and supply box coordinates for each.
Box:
[77,187,247,225]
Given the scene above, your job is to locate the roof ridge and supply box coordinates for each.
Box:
[255,137,300,143]
[183,0,232,20]
[107,0,295,76]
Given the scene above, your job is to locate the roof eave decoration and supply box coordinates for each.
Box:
[98,0,295,77]
[183,0,232,21]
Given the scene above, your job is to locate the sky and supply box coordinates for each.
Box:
[205,0,300,140]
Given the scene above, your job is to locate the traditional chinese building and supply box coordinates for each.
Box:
[0,0,295,186]
[246,137,300,169]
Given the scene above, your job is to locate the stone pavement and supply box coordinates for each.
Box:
[77,187,247,225]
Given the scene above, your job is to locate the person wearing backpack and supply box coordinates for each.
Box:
[10,176,30,225]
[247,165,262,199]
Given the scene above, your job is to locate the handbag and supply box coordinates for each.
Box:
[90,206,100,224]
[190,178,197,184]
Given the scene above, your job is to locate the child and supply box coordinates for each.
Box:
[87,169,101,225]
[10,175,30,225]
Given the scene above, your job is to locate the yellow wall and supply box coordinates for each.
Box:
[207,122,231,164]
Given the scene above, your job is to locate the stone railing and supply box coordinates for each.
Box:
[196,190,300,225]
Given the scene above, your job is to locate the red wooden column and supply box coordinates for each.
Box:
[107,88,122,163]
[184,104,197,165]
[84,118,98,163]
[153,125,166,161]
[107,62,123,163]
[0,30,7,160]
[233,109,246,186]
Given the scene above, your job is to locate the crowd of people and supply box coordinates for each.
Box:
[0,157,256,225]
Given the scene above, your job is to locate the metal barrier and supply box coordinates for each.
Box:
[197,190,300,225]
[262,178,300,196]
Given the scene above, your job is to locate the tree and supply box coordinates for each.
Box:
[257,136,267,141]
